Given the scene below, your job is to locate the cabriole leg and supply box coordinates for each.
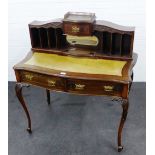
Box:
[118,99,129,152]
[46,89,50,105]
[15,83,32,133]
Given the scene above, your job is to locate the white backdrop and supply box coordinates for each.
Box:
[8,0,145,81]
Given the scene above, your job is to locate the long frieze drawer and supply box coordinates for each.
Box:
[20,71,65,90]
[67,79,123,96]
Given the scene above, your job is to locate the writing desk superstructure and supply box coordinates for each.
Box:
[14,12,137,152]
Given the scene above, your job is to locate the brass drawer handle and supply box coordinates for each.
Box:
[25,74,34,81]
[75,84,85,90]
[48,80,56,87]
[72,26,80,33]
[103,85,114,92]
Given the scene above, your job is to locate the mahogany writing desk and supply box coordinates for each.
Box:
[14,12,137,152]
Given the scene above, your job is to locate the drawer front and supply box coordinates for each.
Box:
[19,71,123,96]
[63,22,92,36]
[67,79,123,96]
[20,71,65,91]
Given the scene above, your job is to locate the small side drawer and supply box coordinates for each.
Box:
[67,79,123,96]
[63,22,93,36]
[20,71,65,91]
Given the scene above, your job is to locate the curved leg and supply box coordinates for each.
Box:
[15,83,32,133]
[118,99,129,152]
[46,89,50,105]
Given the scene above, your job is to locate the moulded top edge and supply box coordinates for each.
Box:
[63,12,96,23]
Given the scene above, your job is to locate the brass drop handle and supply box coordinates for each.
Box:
[75,84,85,90]
[72,26,80,33]
[25,74,34,81]
[103,85,114,92]
[48,80,56,87]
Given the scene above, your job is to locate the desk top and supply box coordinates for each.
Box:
[14,50,137,83]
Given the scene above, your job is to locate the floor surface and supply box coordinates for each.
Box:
[8,82,146,155]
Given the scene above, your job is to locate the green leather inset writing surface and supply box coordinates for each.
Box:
[25,52,126,76]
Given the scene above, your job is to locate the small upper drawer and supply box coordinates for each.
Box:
[63,12,96,36]
[63,22,93,36]
[20,71,65,91]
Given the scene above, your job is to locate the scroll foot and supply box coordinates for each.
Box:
[15,83,32,133]
[27,128,32,134]
[118,146,123,152]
